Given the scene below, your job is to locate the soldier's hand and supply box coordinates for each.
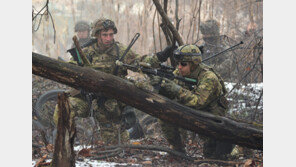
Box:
[159,78,181,99]
[149,75,162,86]
[134,79,154,92]
[156,45,177,62]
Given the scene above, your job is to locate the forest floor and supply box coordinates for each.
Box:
[32,137,263,167]
[32,75,263,167]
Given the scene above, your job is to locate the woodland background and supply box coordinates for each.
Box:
[0,0,296,166]
[32,0,264,124]
[32,0,263,63]
[0,0,290,166]
[30,0,265,166]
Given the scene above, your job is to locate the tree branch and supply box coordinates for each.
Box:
[152,0,184,46]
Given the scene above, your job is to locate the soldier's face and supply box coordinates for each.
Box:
[97,29,115,48]
[178,62,191,76]
[77,30,89,39]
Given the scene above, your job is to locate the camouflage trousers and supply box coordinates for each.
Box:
[160,120,233,159]
[53,96,129,145]
[159,120,187,153]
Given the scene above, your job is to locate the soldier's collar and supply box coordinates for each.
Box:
[189,63,208,79]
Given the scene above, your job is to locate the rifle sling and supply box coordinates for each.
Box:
[113,43,120,75]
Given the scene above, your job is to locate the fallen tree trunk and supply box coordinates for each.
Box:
[32,52,262,150]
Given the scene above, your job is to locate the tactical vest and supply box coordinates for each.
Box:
[86,42,123,76]
[175,63,229,111]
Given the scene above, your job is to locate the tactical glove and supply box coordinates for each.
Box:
[134,79,154,92]
[149,75,162,86]
[159,78,181,99]
[156,45,176,62]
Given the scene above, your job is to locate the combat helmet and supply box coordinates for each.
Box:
[74,20,90,32]
[91,18,117,37]
[200,19,220,37]
[173,44,202,64]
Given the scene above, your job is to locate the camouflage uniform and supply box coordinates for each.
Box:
[157,45,233,159]
[54,18,141,145]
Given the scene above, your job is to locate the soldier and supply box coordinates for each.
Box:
[54,18,143,144]
[199,19,236,81]
[152,44,234,159]
[199,19,222,62]
[58,21,92,62]
[73,20,91,47]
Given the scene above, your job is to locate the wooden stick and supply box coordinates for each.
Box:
[72,35,91,66]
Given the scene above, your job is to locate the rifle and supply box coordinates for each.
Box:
[202,41,243,62]
[113,33,140,75]
[121,62,197,88]
[120,41,244,88]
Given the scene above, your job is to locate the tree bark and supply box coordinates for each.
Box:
[152,0,184,46]
[32,52,262,150]
[51,92,76,167]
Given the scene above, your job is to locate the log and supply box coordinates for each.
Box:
[51,92,76,167]
[32,52,262,150]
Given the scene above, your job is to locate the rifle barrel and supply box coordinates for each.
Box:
[122,63,197,85]
[113,33,140,75]
[119,33,140,62]
[202,41,243,62]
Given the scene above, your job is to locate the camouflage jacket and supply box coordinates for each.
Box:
[69,41,141,123]
[139,52,228,115]
[81,41,140,78]
[174,63,228,116]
